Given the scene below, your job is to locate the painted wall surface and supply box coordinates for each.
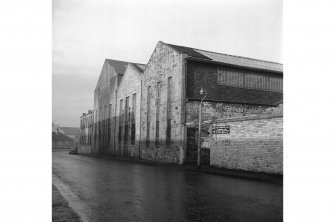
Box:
[186,60,283,105]
[210,116,283,174]
[140,42,185,164]
[186,101,282,123]
[115,64,143,158]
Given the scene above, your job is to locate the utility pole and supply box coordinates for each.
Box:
[197,87,207,167]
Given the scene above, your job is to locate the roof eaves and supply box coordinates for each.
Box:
[131,63,144,73]
[163,42,213,61]
[186,57,283,74]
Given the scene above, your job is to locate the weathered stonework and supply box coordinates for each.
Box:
[210,116,283,174]
[115,64,143,158]
[184,101,283,164]
[140,42,185,164]
[92,60,120,155]
[80,41,283,172]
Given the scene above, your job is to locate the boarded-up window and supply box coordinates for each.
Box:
[217,68,282,92]
[218,69,244,87]
[131,93,136,145]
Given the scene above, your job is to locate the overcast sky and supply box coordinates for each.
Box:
[52,0,282,127]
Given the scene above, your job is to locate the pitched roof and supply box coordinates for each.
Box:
[105,59,130,75]
[131,63,146,73]
[60,127,80,136]
[164,42,283,73]
[52,132,74,142]
[105,59,146,75]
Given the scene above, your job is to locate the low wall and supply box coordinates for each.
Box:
[210,115,283,174]
[78,145,92,154]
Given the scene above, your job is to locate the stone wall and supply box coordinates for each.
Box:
[92,61,114,154]
[139,42,186,164]
[185,101,282,165]
[115,64,143,159]
[78,145,91,154]
[210,116,283,174]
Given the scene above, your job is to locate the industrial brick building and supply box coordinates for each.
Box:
[79,41,283,174]
[52,122,80,149]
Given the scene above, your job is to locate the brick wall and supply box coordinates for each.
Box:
[139,42,185,164]
[210,116,283,174]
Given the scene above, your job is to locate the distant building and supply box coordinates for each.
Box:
[59,127,80,145]
[52,122,80,149]
[79,111,93,154]
[52,127,74,149]
[79,41,283,174]
[52,122,65,135]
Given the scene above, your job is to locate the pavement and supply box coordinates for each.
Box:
[53,151,283,222]
[52,185,81,222]
[80,153,283,184]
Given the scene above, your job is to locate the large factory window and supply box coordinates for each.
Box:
[217,68,282,92]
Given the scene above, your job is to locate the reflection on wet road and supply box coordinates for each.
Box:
[53,151,282,222]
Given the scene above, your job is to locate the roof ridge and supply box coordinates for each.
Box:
[165,42,282,65]
[196,48,283,65]
[133,62,146,66]
[105,58,146,66]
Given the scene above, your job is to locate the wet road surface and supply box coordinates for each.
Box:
[53,151,283,222]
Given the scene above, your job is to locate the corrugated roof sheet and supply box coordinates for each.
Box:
[165,42,282,73]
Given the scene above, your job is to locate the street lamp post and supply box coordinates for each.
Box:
[198,87,207,167]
